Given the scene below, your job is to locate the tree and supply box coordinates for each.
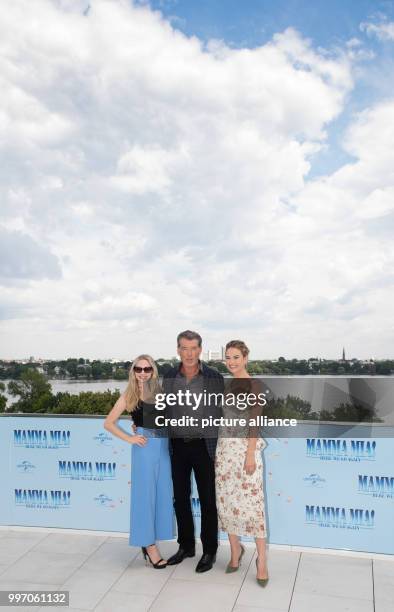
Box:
[157,362,174,376]
[0,382,7,412]
[376,360,394,375]
[297,360,310,375]
[50,389,121,415]
[114,368,128,380]
[321,401,382,423]
[50,392,80,414]
[66,359,78,378]
[46,362,57,377]
[207,360,227,373]
[247,362,263,375]
[265,394,317,420]
[7,369,54,413]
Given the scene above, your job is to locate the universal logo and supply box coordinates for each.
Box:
[94,493,114,508]
[303,473,326,487]
[16,460,36,473]
[93,432,113,446]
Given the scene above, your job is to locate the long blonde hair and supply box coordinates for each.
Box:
[124,354,160,413]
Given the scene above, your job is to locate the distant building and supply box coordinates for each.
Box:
[203,349,223,361]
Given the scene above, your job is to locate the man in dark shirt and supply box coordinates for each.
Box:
[164,330,224,573]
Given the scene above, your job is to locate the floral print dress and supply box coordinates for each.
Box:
[215,393,267,538]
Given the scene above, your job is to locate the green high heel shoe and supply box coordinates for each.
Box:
[255,557,269,586]
[225,544,245,573]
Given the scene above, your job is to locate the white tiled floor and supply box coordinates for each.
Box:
[0,528,393,612]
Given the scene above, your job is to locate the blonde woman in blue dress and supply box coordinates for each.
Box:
[215,340,269,586]
[104,354,174,569]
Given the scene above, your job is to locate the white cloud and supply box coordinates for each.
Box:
[0,228,62,284]
[361,20,394,41]
[0,0,392,359]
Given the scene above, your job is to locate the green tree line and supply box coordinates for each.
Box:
[1,370,121,415]
[1,357,392,381]
[0,369,383,422]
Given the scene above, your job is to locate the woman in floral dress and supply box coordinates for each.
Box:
[215,340,269,586]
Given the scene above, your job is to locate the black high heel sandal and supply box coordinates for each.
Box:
[141,545,167,569]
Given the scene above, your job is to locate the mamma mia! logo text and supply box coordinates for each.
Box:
[58,461,116,480]
[305,505,375,529]
[306,439,376,462]
[13,429,71,449]
[15,489,71,509]
[358,475,394,499]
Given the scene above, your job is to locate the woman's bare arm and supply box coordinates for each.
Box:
[244,380,262,473]
[103,393,138,444]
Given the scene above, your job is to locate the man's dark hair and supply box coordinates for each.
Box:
[177,330,202,347]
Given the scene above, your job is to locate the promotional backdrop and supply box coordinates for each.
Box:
[1,415,393,555]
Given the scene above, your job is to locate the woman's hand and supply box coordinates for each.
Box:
[130,434,147,446]
[244,450,256,475]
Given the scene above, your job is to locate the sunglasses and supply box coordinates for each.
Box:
[134,366,153,373]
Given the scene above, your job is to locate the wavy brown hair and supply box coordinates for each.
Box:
[225,340,250,357]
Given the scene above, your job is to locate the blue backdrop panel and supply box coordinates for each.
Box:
[2,417,131,531]
[264,434,394,554]
[0,417,13,525]
[1,416,393,555]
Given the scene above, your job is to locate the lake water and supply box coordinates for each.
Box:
[2,379,128,406]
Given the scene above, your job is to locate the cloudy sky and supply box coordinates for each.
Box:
[1,0,394,360]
